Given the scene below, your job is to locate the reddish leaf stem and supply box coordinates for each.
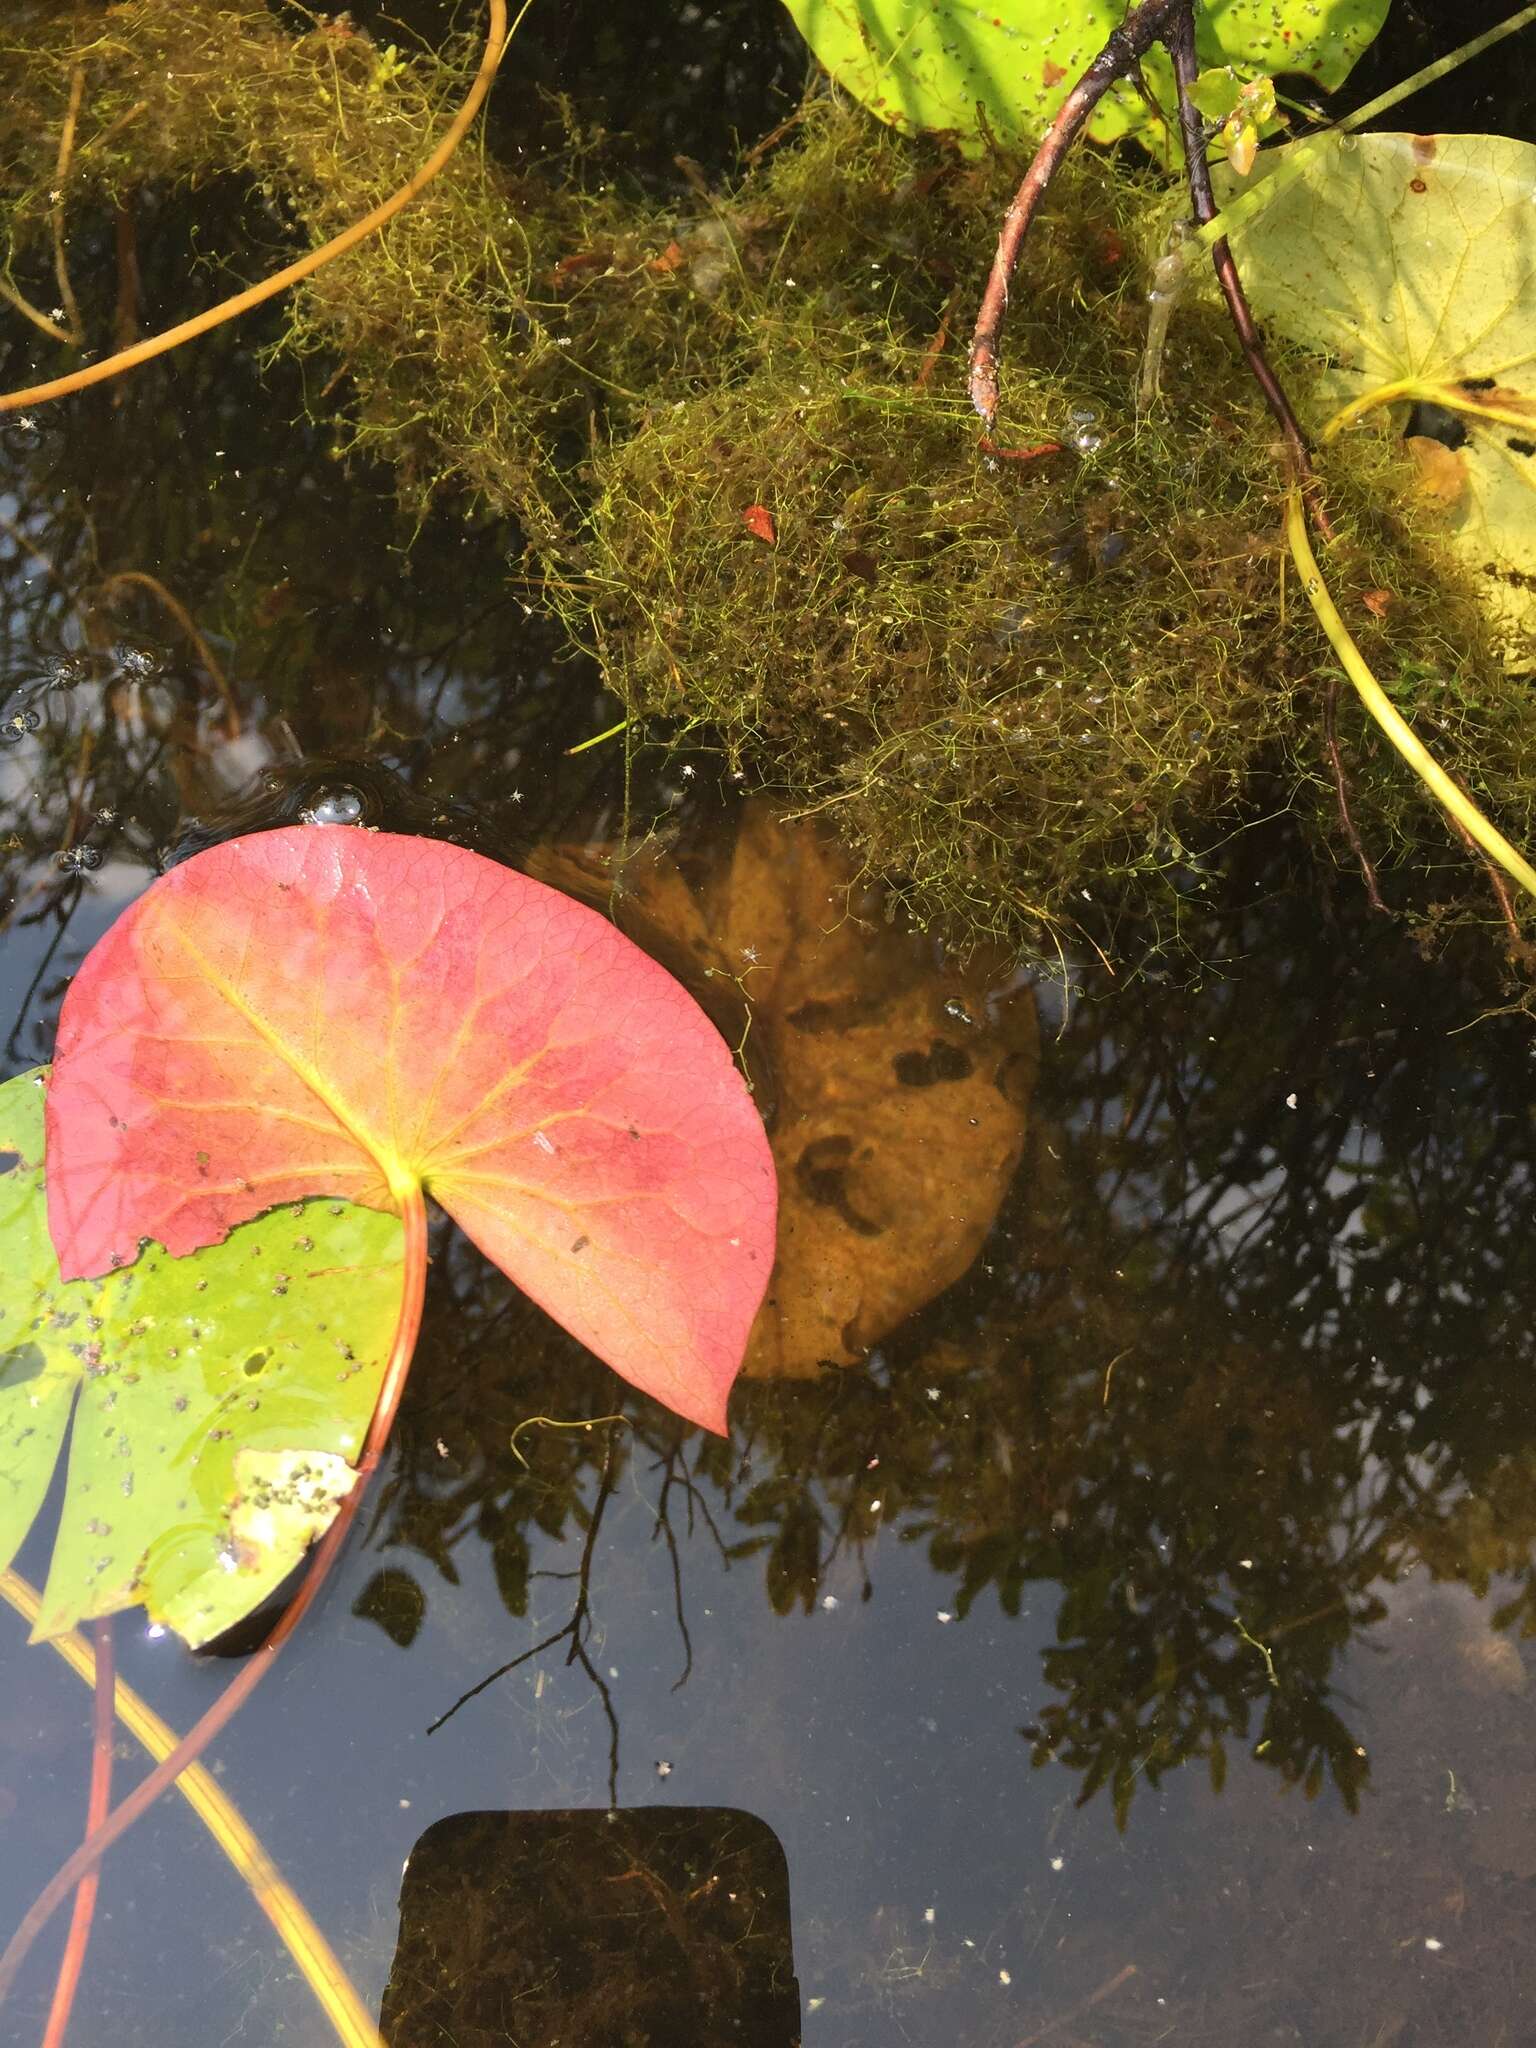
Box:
[0,1187,430,2018]
[1160,5,1323,515]
[39,1621,113,2048]
[969,0,1181,426]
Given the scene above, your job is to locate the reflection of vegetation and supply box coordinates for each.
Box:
[2,0,1535,1853]
[362,842,1536,1830]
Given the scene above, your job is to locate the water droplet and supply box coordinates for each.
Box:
[300,787,365,826]
[55,844,103,873]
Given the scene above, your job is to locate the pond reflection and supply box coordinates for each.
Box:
[3,33,1536,2039]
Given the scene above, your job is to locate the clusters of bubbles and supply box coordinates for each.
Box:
[0,707,41,745]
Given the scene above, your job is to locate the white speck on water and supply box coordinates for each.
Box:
[1285,1092,1298,1109]
[1050,1855,1064,1871]
[999,1969,1011,1986]
[822,1594,840,1611]
[655,1760,673,1778]
[937,1610,953,1624]
[924,1907,935,1923]
[1425,1937,1444,1952]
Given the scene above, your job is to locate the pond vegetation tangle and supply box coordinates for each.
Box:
[4,1,1536,2044]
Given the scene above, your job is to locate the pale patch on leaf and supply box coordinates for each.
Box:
[157,1448,358,1643]
[1232,132,1536,637]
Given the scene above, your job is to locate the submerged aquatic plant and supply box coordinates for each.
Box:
[1,3,1534,968]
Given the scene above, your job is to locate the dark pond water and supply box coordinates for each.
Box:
[4,2,1536,2044]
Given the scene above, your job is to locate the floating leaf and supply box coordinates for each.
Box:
[46,826,776,1433]
[1233,132,1536,636]
[0,1068,401,1646]
[781,0,1386,152]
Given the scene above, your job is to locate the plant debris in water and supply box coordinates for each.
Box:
[3,4,1534,961]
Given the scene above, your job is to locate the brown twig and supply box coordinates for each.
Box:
[1322,680,1386,912]
[1446,807,1524,944]
[39,1621,114,2048]
[93,569,242,736]
[1161,5,1327,531]
[49,67,87,347]
[112,197,141,354]
[1013,1962,1139,2048]
[915,284,962,391]
[969,0,1181,425]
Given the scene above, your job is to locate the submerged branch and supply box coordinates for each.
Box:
[0,1186,431,2018]
[0,1569,384,2048]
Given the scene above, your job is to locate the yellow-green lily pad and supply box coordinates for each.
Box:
[1233,131,1536,636]
[0,1068,403,1648]
[781,0,1387,152]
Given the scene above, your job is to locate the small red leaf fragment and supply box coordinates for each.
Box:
[1042,59,1067,88]
[1360,588,1393,619]
[977,436,1063,464]
[741,504,777,545]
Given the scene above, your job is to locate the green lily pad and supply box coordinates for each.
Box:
[781,0,1388,152]
[1231,131,1536,637]
[0,1069,403,1649]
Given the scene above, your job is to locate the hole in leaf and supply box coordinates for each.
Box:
[0,1149,20,1175]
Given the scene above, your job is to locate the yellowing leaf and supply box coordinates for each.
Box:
[1234,132,1536,636]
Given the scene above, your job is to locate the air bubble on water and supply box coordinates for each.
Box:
[55,844,103,872]
[0,708,41,745]
[1072,429,1103,454]
[1069,406,1098,425]
[300,786,365,826]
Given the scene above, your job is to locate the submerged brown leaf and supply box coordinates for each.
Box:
[537,804,1038,1376]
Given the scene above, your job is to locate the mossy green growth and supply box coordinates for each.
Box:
[1,4,1533,962]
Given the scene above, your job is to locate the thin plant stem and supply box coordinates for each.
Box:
[1285,486,1536,901]
[1322,681,1386,913]
[1162,3,1319,501]
[93,570,241,736]
[39,1620,113,2048]
[0,1186,431,2013]
[0,0,523,415]
[969,0,1181,424]
[48,67,86,347]
[0,1570,383,2048]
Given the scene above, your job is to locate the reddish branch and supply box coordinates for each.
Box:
[39,1622,114,2048]
[1160,4,1325,517]
[970,0,1184,426]
[968,0,1323,519]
